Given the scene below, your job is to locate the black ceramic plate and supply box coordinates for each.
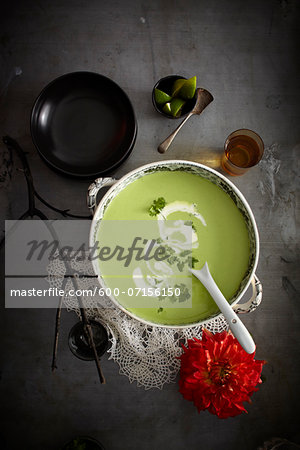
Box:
[31,72,137,177]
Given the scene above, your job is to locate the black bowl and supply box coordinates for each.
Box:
[68,320,109,361]
[31,71,137,178]
[152,75,197,119]
[62,436,105,450]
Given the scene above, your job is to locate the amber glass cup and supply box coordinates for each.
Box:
[221,129,264,176]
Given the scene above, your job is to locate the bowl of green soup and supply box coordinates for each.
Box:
[88,160,260,328]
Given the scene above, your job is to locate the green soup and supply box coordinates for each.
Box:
[97,170,250,326]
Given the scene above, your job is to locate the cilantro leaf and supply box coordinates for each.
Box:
[179,250,192,257]
[149,197,166,216]
[191,257,199,268]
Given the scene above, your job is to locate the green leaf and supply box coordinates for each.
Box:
[149,197,166,216]
[191,257,199,268]
[175,283,191,302]
[177,261,185,272]
[167,255,179,265]
[179,250,192,257]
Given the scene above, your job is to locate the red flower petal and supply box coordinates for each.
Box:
[179,329,265,418]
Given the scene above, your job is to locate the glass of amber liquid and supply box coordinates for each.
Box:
[221,129,264,176]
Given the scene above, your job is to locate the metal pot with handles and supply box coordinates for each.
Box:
[87,160,262,328]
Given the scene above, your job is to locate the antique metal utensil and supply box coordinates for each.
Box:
[158,88,213,154]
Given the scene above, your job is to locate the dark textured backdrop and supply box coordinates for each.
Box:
[1,1,300,449]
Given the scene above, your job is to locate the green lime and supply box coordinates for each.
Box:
[163,98,186,117]
[171,78,186,97]
[162,102,172,115]
[154,88,172,105]
[169,98,186,117]
[179,76,197,100]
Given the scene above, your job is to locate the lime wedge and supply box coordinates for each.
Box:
[179,76,197,100]
[163,98,186,117]
[169,98,186,117]
[162,102,172,115]
[154,88,172,105]
[171,78,186,97]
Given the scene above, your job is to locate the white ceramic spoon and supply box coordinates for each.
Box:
[189,262,256,354]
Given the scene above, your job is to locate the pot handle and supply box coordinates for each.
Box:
[87,177,117,215]
[233,275,262,314]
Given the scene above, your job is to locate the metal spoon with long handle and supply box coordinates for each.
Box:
[158,88,213,154]
[190,263,256,354]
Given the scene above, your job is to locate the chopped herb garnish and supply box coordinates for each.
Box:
[191,257,199,268]
[148,197,166,216]
[177,261,185,272]
[157,307,164,313]
[184,219,196,231]
[167,255,180,265]
[179,250,192,258]
[174,283,191,302]
[165,246,175,255]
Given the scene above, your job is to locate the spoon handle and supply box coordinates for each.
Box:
[190,264,256,354]
[158,112,194,153]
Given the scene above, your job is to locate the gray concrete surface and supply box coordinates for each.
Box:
[0,0,300,449]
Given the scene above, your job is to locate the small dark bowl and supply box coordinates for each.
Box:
[152,75,197,119]
[68,320,109,361]
[62,436,105,450]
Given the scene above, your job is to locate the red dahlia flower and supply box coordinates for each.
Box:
[179,329,265,418]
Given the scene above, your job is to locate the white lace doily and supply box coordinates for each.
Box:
[47,254,228,389]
